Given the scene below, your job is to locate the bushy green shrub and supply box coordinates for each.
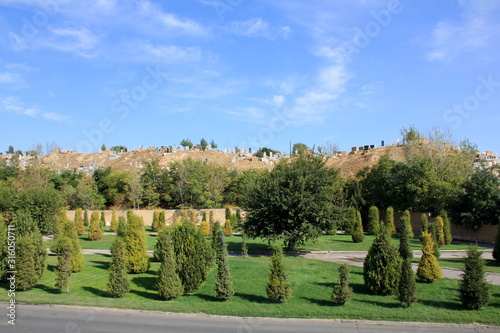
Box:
[74,208,84,236]
[398,215,413,260]
[351,210,364,243]
[400,210,413,239]
[439,210,452,245]
[200,220,211,236]
[384,206,396,236]
[214,232,234,301]
[109,209,117,232]
[397,258,417,308]
[60,219,84,273]
[155,228,183,300]
[107,237,130,298]
[367,206,380,235]
[83,209,89,227]
[332,264,353,305]
[88,211,103,240]
[125,212,150,274]
[266,245,291,302]
[435,216,445,247]
[224,219,233,236]
[459,247,490,310]
[53,236,73,293]
[417,232,442,282]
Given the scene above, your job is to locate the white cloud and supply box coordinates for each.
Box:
[2,96,68,122]
[131,41,202,64]
[426,0,500,62]
[45,26,99,57]
[226,18,291,40]
[0,72,26,87]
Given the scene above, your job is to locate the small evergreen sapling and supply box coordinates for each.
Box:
[100,211,106,230]
[367,206,380,235]
[351,210,364,243]
[417,232,442,282]
[214,232,234,301]
[459,247,490,310]
[224,219,233,236]
[88,211,103,241]
[439,210,452,245]
[435,216,445,247]
[420,213,429,240]
[400,210,413,239]
[385,206,396,236]
[332,264,353,305]
[74,208,84,236]
[117,216,127,238]
[107,238,130,298]
[155,228,183,300]
[266,245,291,302]
[83,209,89,227]
[397,258,417,308]
[125,212,150,274]
[54,236,73,293]
[109,209,118,232]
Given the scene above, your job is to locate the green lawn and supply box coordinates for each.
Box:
[1,254,499,325]
[411,257,500,274]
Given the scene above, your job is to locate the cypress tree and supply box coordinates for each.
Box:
[211,221,222,255]
[266,244,291,302]
[439,210,452,245]
[435,216,445,247]
[459,247,490,310]
[202,211,207,222]
[351,210,364,243]
[242,232,248,257]
[107,237,130,297]
[74,208,85,236]
[400,210,413,239]
[399,216,413,260]
[417,232,442,282]
[152,211,160,232]
[363,225,401,295]
[428,219,440,258]
[225,207,231,221]
[420,213,429,240]
[83,209,89,227]
[384,206,396,236]
[214,231,234,301]
[189,209,197,225]
[332,264,353,305]
[158,211,166,231]
[125,212,150,274]
[200,221,211,236]
[493,224,500,262]
[224,219,233,236]
[367,206,380,235]
[109,209,118,232]
[54,236,73,293]
[172,223,214,293]
[100,211,106,230]
[88,211,103,240]
[117,216,127,238]
[154,227,169,262]
[155,228,183,300]
[397,258,417,308]
[61,219,85,273]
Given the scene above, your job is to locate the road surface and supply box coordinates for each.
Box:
[1,303,499,333]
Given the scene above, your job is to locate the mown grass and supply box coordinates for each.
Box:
[1,254,499,325]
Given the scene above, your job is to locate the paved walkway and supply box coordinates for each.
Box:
[79,248,500,285]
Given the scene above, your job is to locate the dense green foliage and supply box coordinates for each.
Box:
[88,211,103,241]
[384,207,396,236]
[363,226,401,295]
[214,232,234,301]
[367,206,380,235]
[60,219,85,272]
[459,247,490,310]
[332,264,353,305]
[400,210,413,240]
[110,209,117,232]
[172,223,214,293]
[244,155,343,251]
[125,211,150,274]
[351,210,364,243]
[398,216,413,260]
[440,211,452,245]
[53,236,73,293]
[266,245,291,302]
[417,232,442,282]
[155,228,183,300]
[494,225,500,262]
[153,227,169,262]
[397,258,417,308]
[107,237,130,298]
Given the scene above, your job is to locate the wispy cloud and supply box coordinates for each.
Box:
[0,72,27,88]
[426,0,500,62]
[2,96,68,122]
[129,41,202,64]
[226,18,291,40]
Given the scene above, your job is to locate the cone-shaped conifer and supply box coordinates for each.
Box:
[88,211,103,240]
[332,264,353,305]
[384,206,396,236]
[54,236,73,293]
[110,209,118,232]
[397,258,417,308]
[107,237,130,297]
[125,212,150,274]
[214,231,234,301]
[367,206,380,235]
[155,228,183,300]
[266,245,291,302]
[74,208,85,236]
[459,247,490,310]
[417,232,442,282]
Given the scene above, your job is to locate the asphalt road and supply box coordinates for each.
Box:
[1,303,499,333]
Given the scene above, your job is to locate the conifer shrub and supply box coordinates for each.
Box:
[74,208,85,236]
[83,209,89,227]
[153,227,169,262]
[109,209,118,232]
[225,207,231,221]
[417,232,442,282]
[88,211,103,240]
[224,219,233,236]
[155,228,183,300]
[107,237,130,298]
[363,225,401,295]
[428,220,440,258]
[397,258,417,308]
[152,211,160,232]
[172,213,180,228]
[439,210,452,245]
[172,223,214,293]
[435,216,445,247]
[351,210,364,243]
[400,210,413,239]
[367,206,380,235]
[459,247,490,310]
[398,216,413,260]
[493,224,500,262]
[61,220,84,273]
[53,236,73,293]
[332,264,353,305]
[209,211,214,224]
[214,231,234,301]
[200,221,211,236]
[117,216,127,238]
[189,208,197,225]
[100,211,106,230]
[384,206,396,236]
[420,213,429,240]
[180,210,188,224]
[158,210,166,231]
[125,212,150,274]
[202,211,207,222]
[211,221,222,254]
[266,245,291,302]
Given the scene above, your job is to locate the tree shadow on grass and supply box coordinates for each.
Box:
[193,293,219,302]
[350,283,371,295]
[89,261,110,270]
[301,296,336,307]
[356,299,400,309]
[129,288,163,301]
[131,276,156,292]
[235,292,271,304]
[35,283,59,294]
[82,286,109,298]
[46,264,56,272]
[419,299,461,310]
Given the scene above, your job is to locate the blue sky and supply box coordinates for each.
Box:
[0,0,499,154]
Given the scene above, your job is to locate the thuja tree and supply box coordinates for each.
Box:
[367,206,380,235]
[439,210,452,245]
[224,219,233,237]
[332,264,353,305]
[420,213,429,238]
[100,211,106,230]
[107,237,130,298]
[83,209,89,227]
[60,219,84,273]
[109,209,118,232]
[74,208,84,236]
[117,216,127,238]
[363,225,401,295]
[384,206,396,236]
[351,210,364,243]
[172,223,214,293]
[417,232,442,282]
[154,227,169,262]
[125,212,150,274]
[152,211,161,232]
[398,216,413,260]
[155,228,183,300]
[459,247,490,310]
[214,231,234,301]
[428,219,440,258]
[13,211,46,291]
[493,224,500,262]
[400,210,413,240]
[158,211,166,231]
[397,258,417,308]
[435,216,445,247]
[88,211,103,240]
[200,220,211,236]
[53,236,73,293]
[266,244,291,302]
